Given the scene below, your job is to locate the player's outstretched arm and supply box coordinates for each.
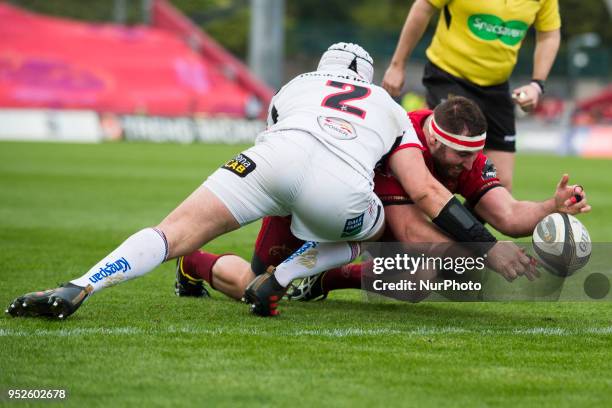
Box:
[388,148,535,281]
[474,174,590,238]
[382,0,436,97]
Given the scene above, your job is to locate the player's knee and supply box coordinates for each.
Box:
[149,224,190,260]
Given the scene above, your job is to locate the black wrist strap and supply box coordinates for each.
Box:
[530,79,545,94]
[433,197,497,256]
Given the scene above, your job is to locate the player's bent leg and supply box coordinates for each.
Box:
[175,250,230,297]
[157,186,240,259]
[8,133,307,320]
[163,133,306,260]
[483,149,514,192]
[273,189,384,289]
[211,255,255,300]
[176,250,256,300]
[246,230,380,315]
[244,156,385,316]
[296,205,449,304]
[251,216,305,276]
[245,240,363,316]
[6,186,240,320]
[7,227,171,320]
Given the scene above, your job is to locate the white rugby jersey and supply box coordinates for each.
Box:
[259,69,422,180]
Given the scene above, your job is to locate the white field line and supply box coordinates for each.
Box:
[0,326,610,338]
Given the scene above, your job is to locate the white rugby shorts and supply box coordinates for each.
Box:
[203,130,384,242]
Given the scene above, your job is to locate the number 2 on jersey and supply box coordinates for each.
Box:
[321,80,371,119]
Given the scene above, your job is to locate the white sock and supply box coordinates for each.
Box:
[70,228,169,293]
[274,241,360,287]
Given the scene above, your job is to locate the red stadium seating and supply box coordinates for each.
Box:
[0,2,271,118]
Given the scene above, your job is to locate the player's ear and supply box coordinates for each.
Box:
[428,132,439,147]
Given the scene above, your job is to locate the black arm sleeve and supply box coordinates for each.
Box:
[433,196,497,256]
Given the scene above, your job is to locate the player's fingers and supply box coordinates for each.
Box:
[573,186,585,203]
[518,248,532,266]
[512,259,527,276]
[558,174,569,189]
[524,268,536,281]
[524,259,539,281]
[525,253,541,278]
[502,270,514,282]
[564,193,582,207]
[565,190,587,208]
[504,267,518,282]
[575,198,589,209]
[580,205,592,213]
[520,258,535,281]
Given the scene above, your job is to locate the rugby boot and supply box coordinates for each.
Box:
[243,267,287,317]
[6,282,92,320]
[287,272,328,301]
[174,256,210,298]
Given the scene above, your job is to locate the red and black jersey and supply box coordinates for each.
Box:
[374,109,502,207]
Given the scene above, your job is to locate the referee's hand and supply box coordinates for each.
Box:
[511,83,541,112]
[382,65,405,98]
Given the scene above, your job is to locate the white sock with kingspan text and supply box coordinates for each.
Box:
[70,228,169,293]
[274,241,361,287]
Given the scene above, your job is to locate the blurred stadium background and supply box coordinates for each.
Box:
[0,0,610,155]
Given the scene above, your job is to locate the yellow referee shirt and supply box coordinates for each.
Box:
[426,0,561,86]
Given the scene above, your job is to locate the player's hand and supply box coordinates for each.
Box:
[486,241,539,282]
[511,83,541,112]
[554,174,591,215]
[382,64,406,98]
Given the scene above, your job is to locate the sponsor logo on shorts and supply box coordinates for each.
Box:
[89,257,131,284]
[221,153,256,177]
[504,135,516,142]
[468,14,528,46]
[342,213,364,238]
[317,116,357,140]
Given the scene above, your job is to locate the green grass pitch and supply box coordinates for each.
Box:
[0,141,611,407]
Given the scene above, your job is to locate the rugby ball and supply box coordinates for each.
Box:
[532,213,591,277]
